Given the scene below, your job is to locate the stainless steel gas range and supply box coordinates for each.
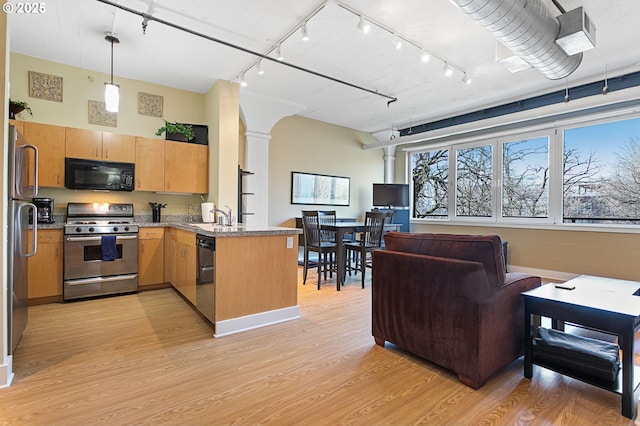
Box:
[63,203,139,301]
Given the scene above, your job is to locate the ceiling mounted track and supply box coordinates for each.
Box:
[450,0,582,80]
[94,0,397,104]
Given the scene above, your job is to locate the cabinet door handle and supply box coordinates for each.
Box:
[95,148,99,158]
[105,149,109,158]
[55,247,59,256]
[141,242,145,253]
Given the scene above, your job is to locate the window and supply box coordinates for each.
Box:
[563,117,640,224]
[412,149,448,218]
[409,112,640,228]
[502,136,549,218]
[456,145,492,217]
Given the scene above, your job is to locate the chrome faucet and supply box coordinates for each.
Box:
[211,205,233,226]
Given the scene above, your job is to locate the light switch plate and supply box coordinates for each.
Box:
[286,236,293,249]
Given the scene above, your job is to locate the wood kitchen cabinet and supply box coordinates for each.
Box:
[135,137,165,191]
[66,127,135,163]
[27,229,63,303]
[165,229,196,305]
[138,227,165,290]
[23,122,66,188]
[164,228,177,289]
[174,229,197,304]
[164,141,208,194]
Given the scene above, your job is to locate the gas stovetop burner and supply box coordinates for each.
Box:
[64,202,138,235]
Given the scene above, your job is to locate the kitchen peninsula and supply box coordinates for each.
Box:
[32,220,301,338]
[145,222,302,337]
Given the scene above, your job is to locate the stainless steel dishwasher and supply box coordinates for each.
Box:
[196,234,215,323]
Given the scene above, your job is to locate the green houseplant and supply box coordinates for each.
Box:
[155,120,195,142]
[9,99,33,119]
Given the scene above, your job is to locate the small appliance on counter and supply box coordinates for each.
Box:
[30,197,54,224]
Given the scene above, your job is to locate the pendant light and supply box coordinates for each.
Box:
[104,34,120,113]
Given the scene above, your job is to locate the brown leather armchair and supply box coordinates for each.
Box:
[372,232,541,389]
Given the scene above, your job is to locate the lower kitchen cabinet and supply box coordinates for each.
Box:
[27,229,63,303]
[138,227,165,290]
[165,228,196,305]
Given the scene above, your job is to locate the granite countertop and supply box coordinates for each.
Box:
[37,216,301,237]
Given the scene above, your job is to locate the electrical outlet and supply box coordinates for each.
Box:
[286,236,293,249]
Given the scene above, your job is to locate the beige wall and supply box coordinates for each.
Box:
[9,53,210,217]
[410,223,640,282]
[269,115,381,227]
[9,53,204,135]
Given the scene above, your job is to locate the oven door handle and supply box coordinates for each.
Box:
[65,235,138,242]
[65,274,138,285]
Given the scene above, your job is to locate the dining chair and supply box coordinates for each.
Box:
[344,211,387,288]
[301,210,338,290]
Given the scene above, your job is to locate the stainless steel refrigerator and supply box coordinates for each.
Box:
[7,124,38,355]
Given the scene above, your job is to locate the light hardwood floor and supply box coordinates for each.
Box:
[1,270,638,425]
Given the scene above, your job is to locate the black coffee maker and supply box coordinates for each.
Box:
[31,198,55,224]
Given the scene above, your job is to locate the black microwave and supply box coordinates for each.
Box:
[65,158,135,191]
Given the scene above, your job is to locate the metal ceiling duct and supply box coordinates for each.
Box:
[451,0,582,80]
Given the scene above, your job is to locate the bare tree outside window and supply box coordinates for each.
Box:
[502,137,549,218]
[412,150,448,218]
[456,145,492,217]
[563,117,640,224]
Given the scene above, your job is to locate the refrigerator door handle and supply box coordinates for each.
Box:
[18,203,37,257]
[15,144,39,199]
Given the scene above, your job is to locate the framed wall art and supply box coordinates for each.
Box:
[291,171,350,206]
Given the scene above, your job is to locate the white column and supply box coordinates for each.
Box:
[383,145,397,183]
[244,131,270,228]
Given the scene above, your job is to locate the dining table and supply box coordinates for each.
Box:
[320,221,402,290]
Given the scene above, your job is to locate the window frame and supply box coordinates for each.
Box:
[406,109,640,232]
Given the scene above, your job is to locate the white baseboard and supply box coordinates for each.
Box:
[214,305,301,338]
[507,265,579,282]
[0,356,14,388]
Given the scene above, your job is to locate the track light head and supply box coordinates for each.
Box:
[443,62,452,77]
[275,45,284,61]
[239,72,247,87]
[420,50,430,63]
[301,23,310,41]
[392,34,402,50]
[357,16,370,34]
[256,60,264,76]
[462,73,471,85]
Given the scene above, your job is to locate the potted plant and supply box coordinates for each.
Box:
[155,120,195,142]
[9,99,33,119]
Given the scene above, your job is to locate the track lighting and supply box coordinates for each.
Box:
[420,50,430,63]
[275,45,284,61]
[602,65,608,95]
[239,72,247,87]
[301,23,310,41]
[462,73,471,85]
[256,60,264,75]
[443,62,452,77]
[357,16,370,34]
[104,34,120,113]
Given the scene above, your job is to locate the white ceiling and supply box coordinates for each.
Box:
[8,0,640,137]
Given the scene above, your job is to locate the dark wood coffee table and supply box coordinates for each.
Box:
[522,275,640,419]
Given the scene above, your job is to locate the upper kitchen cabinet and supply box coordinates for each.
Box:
[23,122,65,188]
[135,137,165,191]
[164,141,208,194]
[102,132,136,163]
[66,128,135,163]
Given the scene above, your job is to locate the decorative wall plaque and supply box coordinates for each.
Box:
[29,71,63,102]
[88,100,117,127]
[138,92,163,117]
